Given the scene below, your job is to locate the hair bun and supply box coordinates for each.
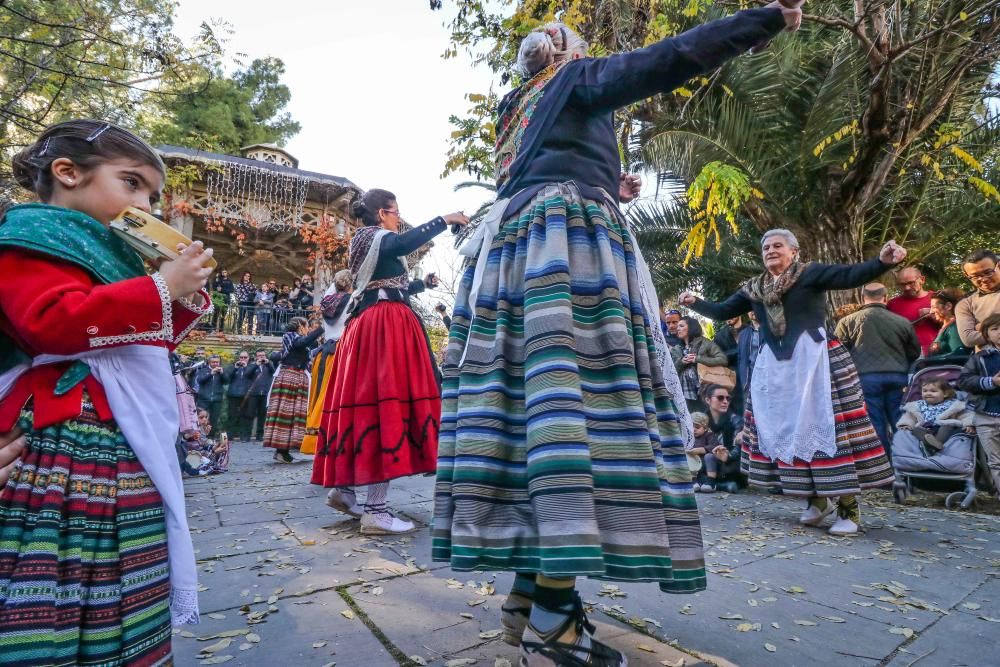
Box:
[517,31,556,77]
[10,147,39,192]
[350,199,368,219]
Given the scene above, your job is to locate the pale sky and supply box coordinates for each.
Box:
[172,0,500,303]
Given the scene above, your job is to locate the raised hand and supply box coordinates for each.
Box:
[879,240,907,265]
[767,0,804,31]
[678,291,697,307]
[619,174,642,203]
[443,212,470,227]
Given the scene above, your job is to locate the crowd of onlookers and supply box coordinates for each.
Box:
[665,248,1000,497]
[170,346,280,476]
[207,270,316,335]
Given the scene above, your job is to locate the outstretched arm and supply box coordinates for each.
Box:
[571,6,789,113]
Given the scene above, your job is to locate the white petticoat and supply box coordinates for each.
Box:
[749,328,836,464]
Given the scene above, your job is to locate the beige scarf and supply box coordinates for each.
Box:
[741,261,810,337]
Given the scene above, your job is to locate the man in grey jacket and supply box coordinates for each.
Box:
[835,283,922,452]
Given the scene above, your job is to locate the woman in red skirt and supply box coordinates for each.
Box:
[311,189,468,534]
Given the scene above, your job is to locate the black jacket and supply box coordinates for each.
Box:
[713,324,741,368]
[691,258,893,361]
[280,327,324,370]
[958,347,1000,417]
[224,363,261,398]
[249,360,276,396]
[195,366,227,402]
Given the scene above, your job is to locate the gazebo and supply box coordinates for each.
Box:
[158,143,361,293]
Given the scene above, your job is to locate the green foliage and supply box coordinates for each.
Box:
[433,0,1000,301]
[146,57,301,153]
[0,0,223,197]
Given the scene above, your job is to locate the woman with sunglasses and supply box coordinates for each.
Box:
[698,383,744,493]
[310,189,468,535]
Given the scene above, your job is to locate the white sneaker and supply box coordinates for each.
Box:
[799,499,836,526]
[828,517,860,536]
[326,489,362,518]
[360,511,416,535]
[693,483,704,493]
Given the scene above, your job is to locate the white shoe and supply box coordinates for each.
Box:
[326,489,362,518]
[693,483,704,493]
[799,499,836,526]
[360,511,416,535]
[828,517,860,536]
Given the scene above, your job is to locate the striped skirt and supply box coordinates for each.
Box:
[432,184,706,594]
[741,339,894,496]
[301,345,336,456]
[263,367,309,451]
[0,404,171,666]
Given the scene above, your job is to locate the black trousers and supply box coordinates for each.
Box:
[226,396,252,440]
[245,395,268,440]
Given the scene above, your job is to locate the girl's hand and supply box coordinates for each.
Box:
[442,212,470,228]
[712,445,730,462]
[0,428,26,486]
[682,353,697,364]
[160,241,215,301]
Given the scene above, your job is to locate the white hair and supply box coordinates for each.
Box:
[761,228,800,250]
[516,23,589,78]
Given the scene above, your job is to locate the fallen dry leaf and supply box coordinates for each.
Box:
[199,657,234,665]
[478,630,502,640]
[340,609,355,620]
[889,627,915,638]
[313,641,327,648]
[962,602,981,610]
[444,660,477,667]
[719,613,744,620]
[199,638,233,654]
[495,659,513,667]
[793,620,817,627]
[636,644,656,653]
[246,633,260,644]
[207,613,226,620]
[764,643,777,653]
[238,643,253,651]
[409,657,428,666]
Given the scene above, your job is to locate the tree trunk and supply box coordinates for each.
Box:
[795,215,867,310]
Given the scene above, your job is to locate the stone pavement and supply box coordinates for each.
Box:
[176,443,1000,667]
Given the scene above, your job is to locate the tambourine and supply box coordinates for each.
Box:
[109,207,217,269]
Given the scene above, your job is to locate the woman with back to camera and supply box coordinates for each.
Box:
[311,189,468,534]
[681,229,905,537]
[432,3,807,664]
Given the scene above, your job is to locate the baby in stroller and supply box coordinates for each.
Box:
[892,370,980,507]
[896,377,974,453]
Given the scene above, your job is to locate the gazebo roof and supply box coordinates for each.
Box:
[156,144,361,205]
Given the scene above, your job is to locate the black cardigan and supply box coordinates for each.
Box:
[354,218,448,315]
[690,258,893,360]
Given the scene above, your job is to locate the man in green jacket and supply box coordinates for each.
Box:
[835,283,922,452]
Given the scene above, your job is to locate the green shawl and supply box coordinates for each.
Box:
[0,203,147,374]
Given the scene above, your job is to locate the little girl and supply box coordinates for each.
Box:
[896,377,974,451]
[958,313,1000,496]
[0,119,214,665]
[686,412,725,493]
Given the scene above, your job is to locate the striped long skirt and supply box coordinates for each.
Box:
[432,184,706,594]
[301,345,336,456]
[0,404,172,666]
[262,367,309,451]
[741,339,895,496]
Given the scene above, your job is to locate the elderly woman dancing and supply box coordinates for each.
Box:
[681,230,905,537]
[433,3,806,665]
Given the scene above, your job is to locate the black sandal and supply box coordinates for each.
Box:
[520,595,627,667]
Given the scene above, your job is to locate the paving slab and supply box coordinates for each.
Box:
[173,586,392,666]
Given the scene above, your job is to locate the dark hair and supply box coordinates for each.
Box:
[963,249,998,265]
[931,287,965,307]
[12,119,165,201]
[920,377,956,399]
[981,312,1000,335]
[862,284,887,300]
[698,383,731,405]
[241,272,253,282]
[679,315,703,340]
[287,316,309,332]
[351,188,397,227]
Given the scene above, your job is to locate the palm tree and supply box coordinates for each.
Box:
[633,0,1000,301]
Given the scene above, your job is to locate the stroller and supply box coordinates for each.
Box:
[891,365,991,510]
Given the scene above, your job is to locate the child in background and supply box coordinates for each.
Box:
[896,377,974,452]
[958,313,1000,497]
[0,119,214,664]
[687,412,724,493]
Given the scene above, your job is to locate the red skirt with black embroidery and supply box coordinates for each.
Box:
[310,300,441,488]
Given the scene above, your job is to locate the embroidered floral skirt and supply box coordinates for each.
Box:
[310,301,441,488]
[0,403,172,666]
[263,367,309,451]
[431,184,706,594]
[741,339,895,496]
[301,345,336,456]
